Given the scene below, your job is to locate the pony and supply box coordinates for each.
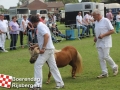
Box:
[29,46,82,83]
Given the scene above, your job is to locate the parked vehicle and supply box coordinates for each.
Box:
[105,3,120,21]
[9,7,29,24]
[65,2,104,26]
[30,9,48,20]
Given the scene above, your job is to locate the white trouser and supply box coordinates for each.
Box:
[97,47,117,74]
[0,34,2,47]
[0,33,6,50]
[34,49,64,88]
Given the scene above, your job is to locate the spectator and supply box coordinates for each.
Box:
[50,23,71,39]
[89,13,95,36]
[116,11,120,33]
[20,15,31,48]
[40,16,47,24]
[82,12,90,37]
[36,13,42,22]
[9,16,20,50]
[0,14,8,52]
[53,13,56,24]
[106,10,114,23]
[76,12,87,39]
[26,17,36,44]
[47,13,53,27]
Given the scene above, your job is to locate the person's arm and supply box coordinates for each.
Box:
[28,22,34,30]
[0,30,2,34]
[42,33,49,49]
[22,21,26,31]
[82,19,87,25]
[98,19,115,39]
[9,26,14,32]
[98,30,114,39]
[77,19,82,24]
[39,33,49,54]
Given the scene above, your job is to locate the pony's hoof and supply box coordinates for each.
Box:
[46,81,49,84]
[72,77,76,79]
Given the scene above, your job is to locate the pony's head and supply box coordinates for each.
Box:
[29,47,39,64]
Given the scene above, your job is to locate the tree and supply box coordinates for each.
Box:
[82,0,101,2]
[56,0,101,4]
[56,0,78,4]
[107,0,120,3]
[19,0,28,4]
[17,2,20,7]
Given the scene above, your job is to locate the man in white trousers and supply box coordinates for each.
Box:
[0,14,8,52]
[93,9,118,78]
[30,15,64,90]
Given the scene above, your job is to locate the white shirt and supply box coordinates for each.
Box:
[20,19,29,31]
[116,14,120,22]
[3,20,8,27]
[89,15,94,25]
[94,17,114,48]
[0,20,7,33]
[76,15,82,26]
[37,22,55,50]
[82,14,89,25]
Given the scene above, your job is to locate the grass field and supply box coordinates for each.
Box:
[0,25,120,90]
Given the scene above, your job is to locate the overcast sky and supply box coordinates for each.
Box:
[0,0,19,9]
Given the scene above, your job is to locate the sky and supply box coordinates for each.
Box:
[0,0,19,9]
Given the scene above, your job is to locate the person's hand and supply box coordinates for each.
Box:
[94,37,97,42]
[11,29,14,32]
[39,49,45,54]
[29,44,35,51]
[0,30,2,34]
[98,34,104,39]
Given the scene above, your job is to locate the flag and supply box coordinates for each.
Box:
[0,74,12,88]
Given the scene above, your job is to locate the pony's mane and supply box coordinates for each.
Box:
[54,49,61,53]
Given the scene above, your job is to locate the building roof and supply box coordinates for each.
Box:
[45,1,64,8]
[9,7,17,9]
[20,0,47,10]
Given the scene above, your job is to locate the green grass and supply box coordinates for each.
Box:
[0,28,120,90]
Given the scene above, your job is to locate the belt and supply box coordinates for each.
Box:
[45,49,53,50]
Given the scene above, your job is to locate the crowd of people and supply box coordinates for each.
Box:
[76,11,95,39]
[76,10,120,39]
[0,12,65,52]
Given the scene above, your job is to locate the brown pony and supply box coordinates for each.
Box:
[29,46,82,83]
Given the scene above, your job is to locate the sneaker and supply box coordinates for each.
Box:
[3,50,8,52]
[55,85,64,89]
[29,87,41,90]
[97,74,108,78]
[57,40,61,42]
[79,36,82,39]
[113,65,118,76]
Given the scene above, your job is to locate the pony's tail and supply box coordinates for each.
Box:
[75,51,83,74]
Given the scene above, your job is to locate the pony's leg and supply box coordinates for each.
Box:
[71,65,77,79]
[46,71,51,84]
